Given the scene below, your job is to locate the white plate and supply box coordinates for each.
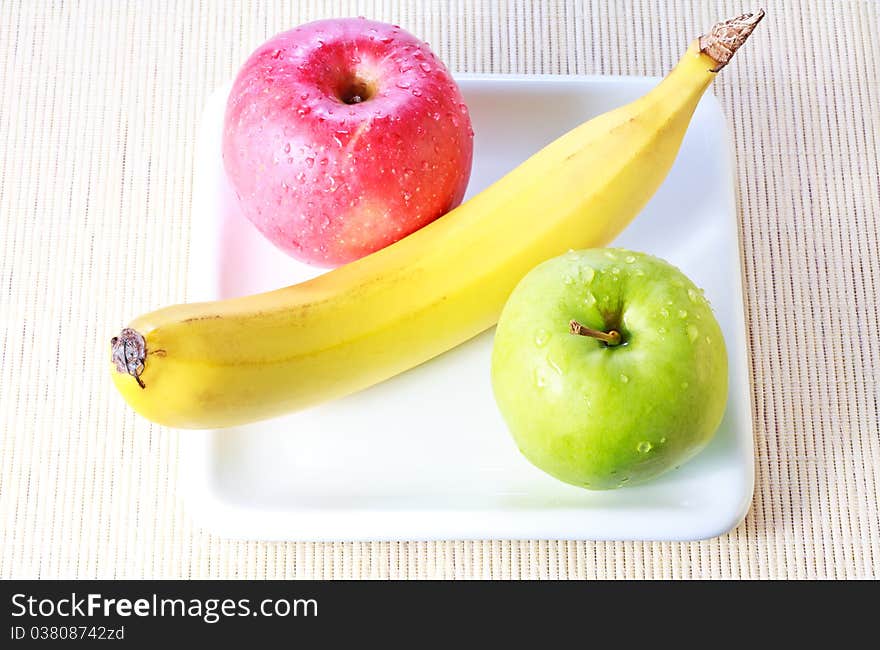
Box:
[182,74,754,541]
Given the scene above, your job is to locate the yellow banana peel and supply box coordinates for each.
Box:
[111,11,763,428]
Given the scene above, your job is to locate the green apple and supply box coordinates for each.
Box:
[491,248,728,490]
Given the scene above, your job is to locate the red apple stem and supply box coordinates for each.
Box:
[569,319,622,346]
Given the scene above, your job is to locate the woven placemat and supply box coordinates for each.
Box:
[1,0,877,578]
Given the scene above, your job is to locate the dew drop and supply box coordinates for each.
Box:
[604,250,617,260]
[534,329,550,347]
[419,62,432,72]
[678,309,688,319]
[658,326,667,335]
[534,370,547,389]
[395,80,412,89]
[659,308,669,318]
[687,288,698,302]
[305,157,314,168]
[583,293,596,306]
[687,324,699,342]
[637,441,653,453]
[563,275,575,286]
[283,143,291,154]
[660,437,667,444]
[619,373,629,384]
[582,266,595,282]
[625,255,636,264]
[672,279,684,288]
[634,268,645,276]
[611,266,620,275]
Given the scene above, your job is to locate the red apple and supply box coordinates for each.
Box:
[222,17,474,267]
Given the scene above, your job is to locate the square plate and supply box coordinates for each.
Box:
[182,74,754,541]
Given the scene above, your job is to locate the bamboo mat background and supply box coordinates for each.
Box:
[1,0,878,579]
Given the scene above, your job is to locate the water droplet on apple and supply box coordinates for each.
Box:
[534,329,550,347]
[660,437,667,444]
[283,143,291,154]
[637,441,652,453]
[420,62,432,72]
[305,157,314,168]
[584,293,596,306]
[625,255,636,263]
[659,308,669,318]
[687,324,699,342]
[547,356,562,375]
[634,268,645,276]
[563,275,575,286]
[611,266,620,275]
[687,288,698,302]
[534,370,547,389]
[604,250,617,260]
[619,374,629,384]
[658,326,667,335]
[396,80,412,89]
[672,279,684,288]
[678,309,688,319]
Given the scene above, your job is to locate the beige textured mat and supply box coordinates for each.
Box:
[1,0,878,578]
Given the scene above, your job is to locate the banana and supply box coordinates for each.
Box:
[111,11,763,428]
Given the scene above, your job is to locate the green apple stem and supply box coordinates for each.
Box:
[569,319,622,346]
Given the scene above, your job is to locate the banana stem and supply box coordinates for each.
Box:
[700,9,765,72]
[569,319,622,346]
